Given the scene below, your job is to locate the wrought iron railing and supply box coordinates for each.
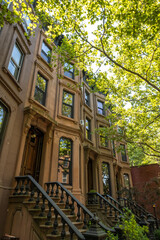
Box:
[45,182,115,234]
[104,194,122,210]
[13,175,85,240]
[87,192,122,222]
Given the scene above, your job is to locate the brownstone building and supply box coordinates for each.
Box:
[0,8,132,238]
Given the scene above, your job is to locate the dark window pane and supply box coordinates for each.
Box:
[0,101,9,147]
[120,144,127,162]
[62,91,74,118]
[34,73,47,105]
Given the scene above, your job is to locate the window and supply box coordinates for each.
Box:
[8,42,24,80]
[41,41,52,63]
[0,100,9,149]
[97,100,104,115]
[102,162,111,195]
[120,144,127,162]
[22,14,31,34]
[64,63,74,79]
[62,91,74,118]
[86,118,91,140]
[99,126,108,147]
[112,140,116,157]
[123,174,130,189]
[85,90,90,106]
[58,137,72,185]
[34,73,47,105]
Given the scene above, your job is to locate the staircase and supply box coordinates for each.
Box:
[4,176,114,240]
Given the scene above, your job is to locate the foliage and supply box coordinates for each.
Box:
[106,210,149,240]
[1,0,160,162]
[154,229,160,240]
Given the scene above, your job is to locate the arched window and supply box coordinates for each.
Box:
[0,100,9,149]
[58,137,72,185]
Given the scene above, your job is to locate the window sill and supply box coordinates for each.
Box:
[84,137,93,145]
[57,114,78,124]
[2,67,22,92]
[37,54,54,72]
[29,98,49,113]
[99,145,110,150]
[63,74,75,83]
[97,112,105,117]
[84,103,92,112]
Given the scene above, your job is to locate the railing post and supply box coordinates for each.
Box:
[83,214,107,240]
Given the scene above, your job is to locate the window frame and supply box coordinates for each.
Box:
[64,63,74,80]
[85,90,90,106]
[22,14,31,34]
[86,117,91,140]
[58,137,72,185]
[123,173,130,189]
[62,90,74,118]
[99,126,108,148]
[8,42,24,81]
[34,73,48,106]
[97,100,104,115]
[41,41,52,64]
[120,144,127,162]
[0,100,10,150]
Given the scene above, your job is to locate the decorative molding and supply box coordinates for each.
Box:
[34,60,53,79]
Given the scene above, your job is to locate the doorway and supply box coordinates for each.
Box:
[88,158,93,192]
[102,162,112,195]
[21,126,44,182]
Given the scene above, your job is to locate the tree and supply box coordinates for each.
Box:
[1,0,160,162]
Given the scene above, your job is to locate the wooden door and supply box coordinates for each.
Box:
[88,158,93,192]
[21,127,43,182]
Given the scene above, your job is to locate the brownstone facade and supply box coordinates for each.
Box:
[0,18,132,237]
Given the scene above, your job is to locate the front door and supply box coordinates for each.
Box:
[88,158,93,192]
[21,126,44,182]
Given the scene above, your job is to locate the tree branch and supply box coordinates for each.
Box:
[74,25,160,93]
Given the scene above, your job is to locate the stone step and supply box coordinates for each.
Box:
[33,215,77,225]
[40,222,84,235]
[23,201,65,209]
[29,208,72,216]
[46,229,86,240]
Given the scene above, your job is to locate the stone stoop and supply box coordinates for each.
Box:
[86,204,118,227]
[4,195,86,240]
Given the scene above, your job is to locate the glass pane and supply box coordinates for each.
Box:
[58,137,72,185]
[85,91,89,105]
[86,119,89,130]
[36,74,47,92]
[34,88,44,105]
[12,44,22,66]
[62,105,72,118]
[63,92,73,106]
[98,101,103,109]
[0,104,7,134]
[64,71,73,79]
[121,144,127,161]
[100,136,108,147]
[42,42,51,55]
[8,59,18,79]
[41,51,50,63]
[102,162,111,195]
[123,174,130,189]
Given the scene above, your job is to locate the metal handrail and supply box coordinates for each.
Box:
[14,175,85,240]
[46,181,115,233]
[88,192,122,215]
[105,194,121,208]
